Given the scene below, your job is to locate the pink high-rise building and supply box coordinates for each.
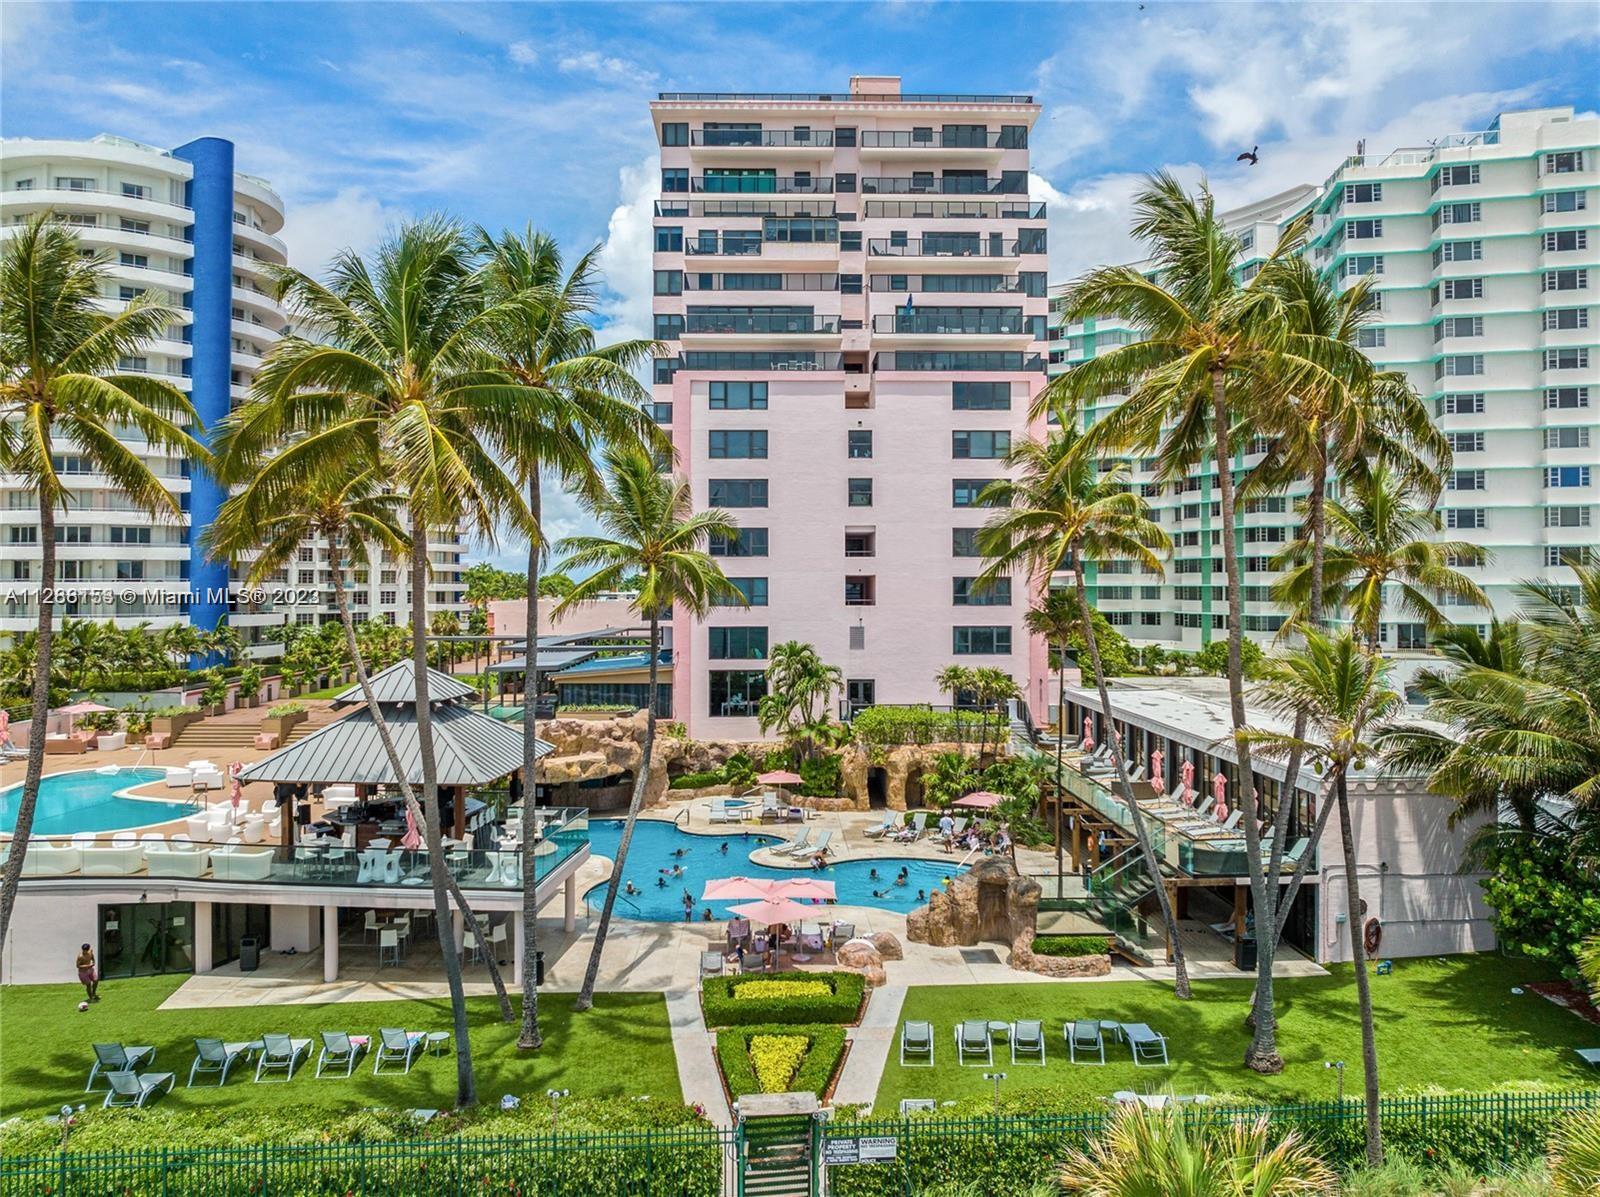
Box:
[649,77,1050,739]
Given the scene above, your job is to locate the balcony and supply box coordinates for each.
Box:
[685,238,763,257]
[874,350,1043,373]
[844,532,876,557]
[859,130,1013,155]
[689,176,834,194]
[864,198,1046,221]
[867,238,1022,265]
[655,198,836,219]
[871,312,1027,336]
[688,129,836,161]
[844,575,876,605]
[861,176,1024,195]
[685,313,840,335]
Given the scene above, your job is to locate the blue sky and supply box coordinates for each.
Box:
[4,0,1597,565]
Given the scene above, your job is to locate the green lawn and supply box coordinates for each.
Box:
[0,976,682,1118]
[876,955,1598,1112]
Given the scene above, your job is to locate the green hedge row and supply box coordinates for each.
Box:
[701,970,866,1027]
[1031,935,1111,957]
[715,1024,847,1101]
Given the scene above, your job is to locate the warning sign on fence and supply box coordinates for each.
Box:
[823,1137,898,1166]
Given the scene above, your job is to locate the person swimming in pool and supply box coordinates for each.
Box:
[719,842,729,855]
[625,881,640,896]
[656,876,668,888]
[917,889,927,901]
[672,847,688,859]
[872,888,889,899]
[893,867,909,888]
[671,864,685,877]
[869,867,880,881]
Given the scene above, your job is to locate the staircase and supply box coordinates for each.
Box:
[1033,845,1169,966]
[171,706,337,751]
[736,1095,819,1197]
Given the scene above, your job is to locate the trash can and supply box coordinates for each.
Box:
[239,937,261,973]
[534,950,546,987]
[1234,935,1257,972]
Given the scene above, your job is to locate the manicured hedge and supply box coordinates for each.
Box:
[702,970,866,1027]
[1031,935,1111,958]
[716,1024,847,1100]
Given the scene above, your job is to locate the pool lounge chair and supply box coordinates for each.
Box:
[316,1032,371,1078]
[900,1020,934,1067]
[893,812,929,843]
[899,1098,936,1115]
[863,812,900,839]
[829,922,856,950]
[1273,838,1310,868]
[102,1070,174,1109]
[954,1020,992,1066]
[87,1043,155,1090]
[1577,1048,1600,1067]
[708,798,738,825]
[1123,1022,1170,1066]
[700,951,725,978]
[373,1027,425,1075]
[776,829,816,859]
[1067,1021,1105,1065]
[253,1033,312,1082]
[804,829,834,859]
[188,1038,254,1086]
[1011,1019,1046,1066]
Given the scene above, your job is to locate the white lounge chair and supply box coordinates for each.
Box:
[707,798,738,825]
[22,843,81,876]
[145,844,209,878]
[209,847,275,881]
[863,812,901,839]
[164,767,193,789]
[776,829,816,859]
[80,846,145,877]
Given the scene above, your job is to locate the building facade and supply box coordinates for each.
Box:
[650,77,1052,737]
[0,135,466,655]
[1050,106,1599,652]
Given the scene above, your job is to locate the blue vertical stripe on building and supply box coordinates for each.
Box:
[172,137,234,634]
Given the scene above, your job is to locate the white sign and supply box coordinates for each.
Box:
[858,1137,898,1162]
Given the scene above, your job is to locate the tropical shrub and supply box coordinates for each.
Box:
[849,705,1005,747]
[1193,636,1265,679]
[748,1033,810,1093]
[1550,1105,1600,1197]
[920,751,975,809]
[1477,833,1600,980]
[798,752,842,797]
[197,668,229,710]
[669,769,725,790]
[266,701,307,718]
[722,750,759,787]
[715,1024,845,1100]
[734,980,832,1001]
[1065,605,1133,680]
[121,708,153,739]
[1030,935,1111,957]
[77,709,121,733]
[701,970,865,1026]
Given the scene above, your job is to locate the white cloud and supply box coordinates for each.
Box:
[507,40,537,66]
[557,49,656,88]
[279,186,407,275]
[594,156,659,352]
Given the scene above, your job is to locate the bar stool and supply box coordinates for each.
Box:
[378,927,402,968]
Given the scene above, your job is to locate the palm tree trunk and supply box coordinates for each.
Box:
[327,533,511,1021]
[410,509,476,1107]
[1335,768,1383,1166]
[1072,563,1190,998]
[518,469,544,1049]
[1054,652,1066,899]
[575,613,660,1012]
[1210,369,1280,1070]
[0,497,57,950]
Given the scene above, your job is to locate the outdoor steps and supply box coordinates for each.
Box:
[171,707,338,749]
[741,1113,814,1197]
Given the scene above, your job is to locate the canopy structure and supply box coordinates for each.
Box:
[757,770,803,786]
[953,790,1004,810]
[331,661,477,708]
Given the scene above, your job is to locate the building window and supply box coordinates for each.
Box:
[1544,427,1591,450]
[661,122,688,147]
[1545,386,1590,409]
[1544,308,1591,332]
[953,626,1012,655]
[834,127,856,147]
[1436,239,1482,262]
[952,577,1011,606]
[1438,355,1484,378]
[1545,151,1585,174]
[847,430,873,459]
[1345,218,1383,240]
[1546,506,1592,528]
[1543,191,1587,213]
[715,577,768,607]
[661,168,688,193]
[951,478,998,507]
[709,479,768,507]
[1545,348,1590,370]
[1444,508,1485,530]
[1343,255,1384,277]
[654,270,682,295]
[709,528,768,557]
[1447,431,1485,453]
[840,231,862,252]
[1546,466,1591,488]
[1436,202,1481,226]
[55,525,90,544]
[1447,469,1486,491]
[708,381,768,410]
[708,669,767,717]
[952,430,1009,459]
[654,314,683,340]
[1356,327,1386,348]
[1544,229,1588,252]
[952,381,1010,410]
[1344,182,1383,203]
[847,477,873,507]
[1435,164,1480,188]
[708,627,768,659]
[1440,277,1484,300]
[840,272,862,293]
[1547,546,1597,567]
[709,430,768,459]
[1544,269,1589,292]
[1439,316,1484,338]
[835,172,856,193]
[952,528,981,557]
[1439,392,1485,415]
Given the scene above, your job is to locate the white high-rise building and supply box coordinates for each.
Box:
[1050,106,1599,652]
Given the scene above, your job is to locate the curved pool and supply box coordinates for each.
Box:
[0,768,190,836]
[583,819,964,921]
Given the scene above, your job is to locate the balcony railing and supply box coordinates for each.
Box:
[874,351,1043,372]
[869,274,1028,293]
[864,199,1047,220]
[689,176,834,194]
[685,314,840,334]
[655,199,837,219]
[872,313,1026,335]
[685,240,763,257]
[860,130,1016,149]
[861,176,1024,195]
[691,129,836,147]
[684,273,839,292]
[868,238,1021,258]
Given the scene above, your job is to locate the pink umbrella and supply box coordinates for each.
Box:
[1081,714,1094,752]
[55,700,115,716]
[954,790,1003,810]
[757,770,803,786]
[1149,748,1166,795]
[772,877,836,901]
[703,876,779,902]
[230,776,243,818]
[1212,771,1228,806]
[401,804,422,850]
[0,708,10,746]
[728,897,819,926]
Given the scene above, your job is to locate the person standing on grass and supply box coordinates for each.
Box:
[75,943,98,1002]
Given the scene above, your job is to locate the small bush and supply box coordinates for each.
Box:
[749,1034,810,1093]
[266,701,307,718]
[702,970,865,1026]
[670,769,725,790]
[734,980,832,1001]
[1031,935,1111,958]
[716,1024,846,1100]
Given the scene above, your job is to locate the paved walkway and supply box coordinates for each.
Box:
[832,984,906,1109]
[665,989,732,1127]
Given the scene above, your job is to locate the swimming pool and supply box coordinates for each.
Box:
[583,818,964,921]
[0,768,190,836]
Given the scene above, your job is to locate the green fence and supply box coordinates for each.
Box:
[821,1090,1600,1196]
[0,1125,738,1197]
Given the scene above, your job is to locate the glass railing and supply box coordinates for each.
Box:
[860,131,1015,149]
[685,314,839,334]
[867,238,1021,257]
[691,130,836,148]
[861,177,1023,195]
[686,240,763,257]
[15,808,590,893]
[690,177,834,194]
[864,200,1047,221]
[872,313,1026,335]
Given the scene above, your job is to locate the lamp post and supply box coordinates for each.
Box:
[547,1088,570,1131]
[982,1071,1007,1115]
[1324,1060,1345,1103]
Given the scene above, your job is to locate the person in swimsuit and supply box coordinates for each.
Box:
[75,944,98,1002]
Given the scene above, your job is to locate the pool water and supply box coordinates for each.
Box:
[0,768,189,836]
[583,818,965,921]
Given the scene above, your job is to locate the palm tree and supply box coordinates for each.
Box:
[1024,589,1079,897]
[476,225,660,1050]
[758,641,844,762]
[207,466,519,1020]
[217,216,542,1108]
[1245,631,1403,1167]
[1057,1102,1337,1196]
[1042,174,1327,1068]
[554,447,743,1012]
[969,666,1020,759]
[934,664,975,746]
[1275,461,1486,654]
[1551,1106,1600,1197]
[0,213,203,950]
[974,424,1191,995]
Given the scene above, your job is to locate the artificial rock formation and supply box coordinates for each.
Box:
[868,931,903,961]
[835,938,887,987]
[905,858,1042,973]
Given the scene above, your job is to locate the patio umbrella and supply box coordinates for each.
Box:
[703,876,779,902]
[757,770,803,785]
[1149,749,1165,795]
[1081,714,1094,752]
[772,877,835,901]
[954,790,1003,810]
[727,897,818,926]
[400,803,422,850]
[0,707,10,747]
[1212,772,1229,815]
[55,700,114,716]
[1180,759,1196,804]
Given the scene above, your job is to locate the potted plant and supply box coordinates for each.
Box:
[236,664,264,709]
[262,700,308,739]
[151,703,201,739]
[198,669,230,716]
[123,708,154,744]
